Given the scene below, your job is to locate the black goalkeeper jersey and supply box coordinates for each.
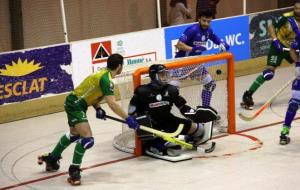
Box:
[129,83,184,123]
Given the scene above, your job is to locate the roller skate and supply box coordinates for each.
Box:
[37,153,61,172]
[67,165,82,186]
[240,90,254,110]
[279,125,290,145]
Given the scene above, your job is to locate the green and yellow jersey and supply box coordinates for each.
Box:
[275,11,300,47]
[73,68,114,106]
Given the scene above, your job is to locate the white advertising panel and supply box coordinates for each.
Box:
[71,29,165,86]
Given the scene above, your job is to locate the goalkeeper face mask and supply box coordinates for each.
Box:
[157,70,171,86]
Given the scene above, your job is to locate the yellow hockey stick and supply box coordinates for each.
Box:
[106,115,184,138]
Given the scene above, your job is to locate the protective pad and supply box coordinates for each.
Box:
[145,150,192,162]
[262,69,274,81]
[185,106,218,123]
[197,122,213,144]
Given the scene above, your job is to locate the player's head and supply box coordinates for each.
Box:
[294,0,300,17]
[197,10,214,30]
[149,64,170,87]
[107,53,124,75]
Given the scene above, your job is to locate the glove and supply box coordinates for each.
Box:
[126,116,140,130]
[96,107,106,120]
[272,39,283,52]
[191,46,206,54]
[219,42,230,52]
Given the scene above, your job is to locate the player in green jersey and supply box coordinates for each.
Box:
[241,1,300,110]
[37,54,139,185]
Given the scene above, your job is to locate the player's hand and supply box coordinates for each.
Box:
[191,46,206,54]
[96,107,106,120]
[219,42,230,52]
[126,116,140,130]
[272,39,283,52]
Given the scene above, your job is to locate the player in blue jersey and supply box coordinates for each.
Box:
[279,36,300,145]
[174,10,229,114]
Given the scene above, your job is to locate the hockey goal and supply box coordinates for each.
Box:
[113,52,235,156]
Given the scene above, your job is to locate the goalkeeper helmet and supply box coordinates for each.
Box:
[149,64,170,87]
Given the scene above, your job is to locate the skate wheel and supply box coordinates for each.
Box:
[37,156,43,165]
[67,177,81,186]
[240,102,253,110]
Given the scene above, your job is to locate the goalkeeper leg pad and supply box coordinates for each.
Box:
[185,106,218,123]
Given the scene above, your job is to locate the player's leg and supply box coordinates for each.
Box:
[37,131,80,171]
[280,78,300,145]
[38,94,84,172]
[200,68,216,107]
[241,44,283,109]
[68,122,94,185]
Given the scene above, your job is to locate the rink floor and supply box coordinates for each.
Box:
[1,66,300,190]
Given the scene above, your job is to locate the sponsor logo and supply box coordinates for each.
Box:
[91,41,112,64]
[0,58,48,100]
[149,101,170,108]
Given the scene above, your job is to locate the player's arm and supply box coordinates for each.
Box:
[290,39,300,62]
[209,29,229,52]
[175,27,195,52]
[176,40,193,52]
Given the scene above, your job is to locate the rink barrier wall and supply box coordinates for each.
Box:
[0,8,292,124]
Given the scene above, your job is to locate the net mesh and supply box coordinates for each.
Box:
[113,55,230,154]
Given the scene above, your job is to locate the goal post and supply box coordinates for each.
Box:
[113,52,236,156]
[131,52,236,156]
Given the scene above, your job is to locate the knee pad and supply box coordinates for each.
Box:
[203,80,216,92]
[262,69,274,81]
[292,79,300,91]
[80,137,94,150]
[288,98,300,112]
[66,132,80,143]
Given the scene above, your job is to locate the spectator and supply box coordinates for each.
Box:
[196,0,220,19]
[168,0,192,26]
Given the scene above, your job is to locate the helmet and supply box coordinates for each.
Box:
[149,64,170,86]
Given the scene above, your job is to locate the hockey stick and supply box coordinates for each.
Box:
[238,77,294,121]
[163,135,216,153]
[283,47,300,52]
[107,115,215,153]
[106,115,184,138]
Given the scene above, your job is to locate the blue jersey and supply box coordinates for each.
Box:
[175,24,222,58]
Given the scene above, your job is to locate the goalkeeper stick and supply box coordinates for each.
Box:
[239,77,294,121]
[106,115,184,138]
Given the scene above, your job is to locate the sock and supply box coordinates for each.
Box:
[249,75,265,93]
[284,100,299,127]
[51,134,72,158]
[72,142,86,165]
[201,89,212,107]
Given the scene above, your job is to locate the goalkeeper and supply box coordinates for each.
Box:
[241,1,300,110]
[279,36,300,145]
[174,10,229,108]
[37,54,139,186]
[128,64,218,157]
